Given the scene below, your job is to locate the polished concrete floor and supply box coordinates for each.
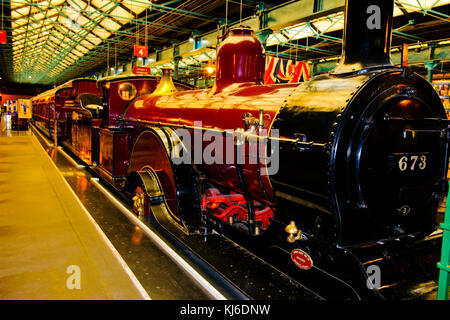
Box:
[0,115,146,299]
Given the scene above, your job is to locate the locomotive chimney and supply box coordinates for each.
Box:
[210,26,265,94]
[332,0,394,74]
[152,67,178,95]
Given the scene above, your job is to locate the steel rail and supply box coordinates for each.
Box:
[90,177,228,300]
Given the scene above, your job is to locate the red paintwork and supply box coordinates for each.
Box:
[201,188,274,229]
[290,249,313,270]
[33,28,299,232]
[71,114,93,163]
[98,129,129,177]
[99,75,193,128]
[124,83,297,204]
[123,28,298,205]
[124,83,296,129]
[212,27,265,93]
[128,130,179,217]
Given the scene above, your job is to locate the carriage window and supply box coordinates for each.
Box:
[118,82,137,101]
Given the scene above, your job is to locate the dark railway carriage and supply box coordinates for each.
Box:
[34,0,449,300]
[32,78,101,141]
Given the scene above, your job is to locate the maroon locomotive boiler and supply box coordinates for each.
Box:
[36,0,449,300]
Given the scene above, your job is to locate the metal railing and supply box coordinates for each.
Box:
[437,181,450,300]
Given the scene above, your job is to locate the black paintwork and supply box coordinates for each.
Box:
[266,67,447,299]
[271,68,447,245]
[333,0,394,74]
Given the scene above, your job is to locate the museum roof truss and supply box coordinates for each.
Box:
[2,0,222,84]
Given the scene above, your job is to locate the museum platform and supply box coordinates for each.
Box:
[0,115,147,299]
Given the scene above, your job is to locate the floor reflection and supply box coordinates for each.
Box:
[29,125,211,300]
[131,226,144,246]
[0,115,31,137]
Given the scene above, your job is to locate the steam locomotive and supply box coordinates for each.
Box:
[32,0,448,300]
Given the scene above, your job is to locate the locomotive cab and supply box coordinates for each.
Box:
[78,93,103,119]
[98,75,161,129]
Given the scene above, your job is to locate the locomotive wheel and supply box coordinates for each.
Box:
[126,128,202,236]
[125,167,191,235]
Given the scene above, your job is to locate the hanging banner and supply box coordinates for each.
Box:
[264,56,310,84]
[0,31,6,44]
[133,66,151,75]
[133,45,148,57]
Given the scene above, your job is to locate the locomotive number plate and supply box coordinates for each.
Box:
[389,153,429,173]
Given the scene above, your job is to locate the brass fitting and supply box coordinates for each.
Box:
[285,221,303,243]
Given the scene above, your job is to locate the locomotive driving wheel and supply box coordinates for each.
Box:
[126,128,203,236]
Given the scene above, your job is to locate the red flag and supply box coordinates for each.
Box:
[133,45,148,57]
[264,56,310,84]
[0,31,6,44]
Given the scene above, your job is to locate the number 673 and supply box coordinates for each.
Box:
[398,154,427,172]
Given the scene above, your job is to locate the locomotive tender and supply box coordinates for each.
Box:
[32,0,448,300]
